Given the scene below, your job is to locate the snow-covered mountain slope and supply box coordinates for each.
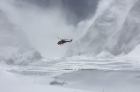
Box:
[127,44,140,58]
[67,0,140,56]
[118,44,140,63]
[0,10,41,65]
[1,0,140,58]
[0,0,140,92]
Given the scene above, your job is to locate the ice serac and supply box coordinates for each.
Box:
[0,10,42,65]
[67,0,139,56]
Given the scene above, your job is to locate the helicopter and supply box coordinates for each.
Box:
[57,37,72,45]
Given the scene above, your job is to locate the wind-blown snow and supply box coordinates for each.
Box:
[1,0,140,58]
[0,5,41,65]
[67,0,140,57]
[0,0,140,92]
[0,0,76,57]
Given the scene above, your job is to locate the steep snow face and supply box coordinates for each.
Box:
[108,0,140,55]
[0,10,41,65]
[1,0,140,58]
[67,0,140,56]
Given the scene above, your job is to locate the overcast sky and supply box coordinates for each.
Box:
[25,0,99,25]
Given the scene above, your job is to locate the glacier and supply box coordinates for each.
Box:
[0,0,140,92]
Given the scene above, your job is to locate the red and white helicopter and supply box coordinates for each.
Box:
[57,37,72,45]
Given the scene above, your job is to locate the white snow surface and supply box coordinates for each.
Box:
[0,56,140,92]
[125,44,140,59]
[0,0,140,92]
[116,44,140,66]
[0,68,91,92]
